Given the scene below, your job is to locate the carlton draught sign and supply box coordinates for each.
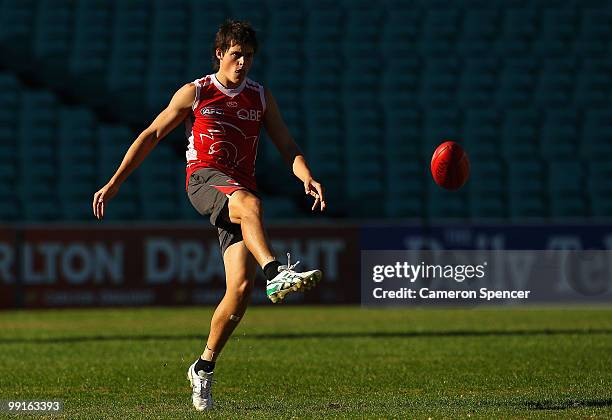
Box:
[0,225,360,308]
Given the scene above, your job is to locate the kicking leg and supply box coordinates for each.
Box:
[227,189,322,303]
[227,189,275,268]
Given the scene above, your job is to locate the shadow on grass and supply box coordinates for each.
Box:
[1,328,612,344]
[524,398,612,410]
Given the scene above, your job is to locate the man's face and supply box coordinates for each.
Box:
[216,42,254,86]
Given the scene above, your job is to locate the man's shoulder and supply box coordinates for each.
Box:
[193,74,214,88]
[246,77,264,90]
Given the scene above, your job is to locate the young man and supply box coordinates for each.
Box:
[92,20,325,411]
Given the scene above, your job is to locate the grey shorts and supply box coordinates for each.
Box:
[187,168,249,255]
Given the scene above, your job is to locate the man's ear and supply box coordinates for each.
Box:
[216,48,224,61]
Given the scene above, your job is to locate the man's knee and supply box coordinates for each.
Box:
[228,190,262,221]
[231,278,253,300]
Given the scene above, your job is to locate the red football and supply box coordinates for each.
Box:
[430,141,470,190]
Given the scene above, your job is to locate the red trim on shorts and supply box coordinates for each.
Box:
[211,185,244,195]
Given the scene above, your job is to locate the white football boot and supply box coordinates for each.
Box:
[187,361,214,411]
[266,253,322,303]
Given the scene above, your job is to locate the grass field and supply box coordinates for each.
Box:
[1,306,612,419]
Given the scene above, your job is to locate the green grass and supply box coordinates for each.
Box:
[1,306,612,419]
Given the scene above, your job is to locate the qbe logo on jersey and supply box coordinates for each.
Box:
[237,109,262,121]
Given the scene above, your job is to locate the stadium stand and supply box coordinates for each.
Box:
[0,1,610,221]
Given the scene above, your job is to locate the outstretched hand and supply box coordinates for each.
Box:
[92,183,120,220]
[304,178,326,211]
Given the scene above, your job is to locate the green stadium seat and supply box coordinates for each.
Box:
[17,92,58,210]
[304,10,342,44]
[457,10,499,57]
[428,182,469,219]
[0,0,36,62]
[0,194,20,221]
[575,59,612,107]
[384,108,421,159]
[70,0,112,77]
[147,0,188,112]
[457,59,498,107]
[469,158,507,219]
[588,161,612,216]
[268,8,303,42]
[346,159,385,216]
[261,196,300,220]
[419,10,459,57]
[548,161,587,217]
[501,109,540,159]
[107,1,150,115]
[56,107,98,218]
[228,1,266,30]
[535,59,575,107]
[462,109,500,158]
[21,181,59,220]
[508,159,547,219]
[533,10,575,57]
[419,58,460,106]
[98,124,136,196]
[469,191,507,219]
[58,120,96,159]
[574,10,611,56]
[345,10,382,41]
[423,9,460,39]
[501,9,536,40]
[385,158,425,217]
[381,10,420,47]
[187,4,227,79]
[508,160,545,193]
[582,109,612,159]
[33,0,73,60]
[540,110,578,159]
[496,59,536,106]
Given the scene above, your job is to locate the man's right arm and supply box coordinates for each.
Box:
[93,83,196,219]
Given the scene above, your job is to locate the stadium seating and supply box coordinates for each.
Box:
[57,107,98,220]
[98,124,140,220]
[70,0,112,76]
[548,161,587,218]
[0,1,611,221]
[33,0,73,85]
[508,160,548,219]
[588,161,612,217]
[385,159,425,218]
[146,0,189,113]
[0,73,20,220]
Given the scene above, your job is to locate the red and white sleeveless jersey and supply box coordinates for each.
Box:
[184,74,266,190]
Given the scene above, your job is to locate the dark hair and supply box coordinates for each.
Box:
[212,20,258,71]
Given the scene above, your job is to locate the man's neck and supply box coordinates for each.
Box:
[214,72,240,89]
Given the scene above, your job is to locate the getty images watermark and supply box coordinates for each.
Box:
[361,251,612,306]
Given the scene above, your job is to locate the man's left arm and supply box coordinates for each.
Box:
[262,88,326,211]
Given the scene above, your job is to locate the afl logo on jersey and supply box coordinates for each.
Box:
[226,101,238,108]
[201,107,224,116]
[237,109,262,121]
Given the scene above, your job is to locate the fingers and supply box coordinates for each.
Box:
[304,179,326,212]
[311,195,320,211]
[92,192,99,217]
[312,182,326,211]
[93,190,105,220]
[307,189,325,212]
